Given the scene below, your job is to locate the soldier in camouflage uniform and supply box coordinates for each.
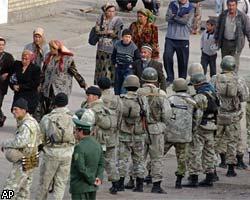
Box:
[36,93,75,200]
[117,75,147,192]
[1,98,41,200]
[165,78,196,189]
[245,75,250,165]
[82,86,120,195]
[137,67,172,193]
[184,73,218,187]
[211,56,249,177]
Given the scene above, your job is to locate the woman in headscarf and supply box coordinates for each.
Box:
[94,2,123,85]
[41,40,86,114]
[129,8,159,60]
[10,50,41,115]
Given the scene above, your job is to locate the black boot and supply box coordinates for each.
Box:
[226,164,237,177]
[236,154,248,169]
[213,168,219,182]
[117,177,125,191]
[151,181,166,194]
[219,153,227,168]
[199,173,214,187]
[124,176,134,189]
[133,177,144,192]
[144,170,152,184]
[182,174,198,188]
[109,181,119,194]
[175,175,183,189]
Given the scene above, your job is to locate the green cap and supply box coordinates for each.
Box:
[73,118,92,131]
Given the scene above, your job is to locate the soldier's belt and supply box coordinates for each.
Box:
[22,152,39,172]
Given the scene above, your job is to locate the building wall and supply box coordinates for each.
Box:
[8,0,59,12]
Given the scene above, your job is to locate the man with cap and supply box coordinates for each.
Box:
[82,85,120,195]
[1,98,41,199]
[36,92,75,200]
[0,36,14,127]
[132,44,167,91]
[70,112,104,200]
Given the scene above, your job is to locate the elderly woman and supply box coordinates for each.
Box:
[41,40,86,114]
[129,8,159,60]
[94,3,123,85]
[24,27,50,68]
[10,50,41,115]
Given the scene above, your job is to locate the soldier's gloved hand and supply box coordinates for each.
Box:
[38,144,44,152]
[79,81,87,89]
[1,146,4,152]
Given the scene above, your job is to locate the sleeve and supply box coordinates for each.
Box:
[3,124,31,149]
[19,65,41,91]
[173,7,194,27]
[161,97,173,124]
[68,60,86,89]
[193,94,207,128]
[96,146,105,180]
[39,116,49,144]
[243,13,250,44]
[133,48,141,61]
[214,14,222,41]
[238,77,250,102]
[166,3,175,22]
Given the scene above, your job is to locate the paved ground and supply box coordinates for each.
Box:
[1,0,250,199]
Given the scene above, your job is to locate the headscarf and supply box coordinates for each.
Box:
[44,40,73,72]
[22,50,35,63]
[101,2,116,12]
[33,27,46,62]
[137,8,155,23]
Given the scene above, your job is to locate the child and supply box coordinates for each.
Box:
[111,29,140,95]
[200,19,217,77]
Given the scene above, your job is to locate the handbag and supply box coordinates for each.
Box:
[88,14,104,46]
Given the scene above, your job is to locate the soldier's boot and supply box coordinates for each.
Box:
[133,177,144,192]
[109,181,119,195]
[212,168,219,182]
[124,176,135,189]
[0,116,6,127]
[236,154,248,169]
[144,170,152,184]
[226,164,237,177]
[117,177,125,191]
[182,174,198,188]
[218,153,227,168]
[198,173,214,187]
[151,181,167,194]
[175,175,183,189]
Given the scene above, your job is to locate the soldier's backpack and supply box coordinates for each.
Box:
[216,73,238,97]
[46,111,75,144]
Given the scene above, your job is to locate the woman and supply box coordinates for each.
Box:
[129,8,159,60]
[41,40,86,114]
[10,50,40,115]
[94,3,123,85]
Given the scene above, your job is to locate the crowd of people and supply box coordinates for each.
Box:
[0,0,250,200]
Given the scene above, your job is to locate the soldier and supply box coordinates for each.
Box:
[83,86,120,195]
[137,67,172,193]
[245,75,250,165]
[211,56,249,176]
[165,78,196,189]
[118,75,147,192]
[184,73,218,187]
[37,93,75,200]
[1,98,41,199]
[70,110,104,200]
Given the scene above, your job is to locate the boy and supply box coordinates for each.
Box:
[111,29,140,95]
[200,19,217,77]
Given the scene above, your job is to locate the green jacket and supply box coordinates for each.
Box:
[70,136,104,194]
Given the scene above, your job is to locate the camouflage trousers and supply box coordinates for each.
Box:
[246,102,250,151]
[36,154,72,200]
[3,162,34,200]
[118,140,145,179]
[144,134,164,182]
[215,121,241,165]
[164,142,188,176]
[104,146,119,182]
[188,128,215,175]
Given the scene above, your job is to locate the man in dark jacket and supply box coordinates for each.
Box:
[132,44,167,90]
[0,37,14,127]
[70,117,104,200]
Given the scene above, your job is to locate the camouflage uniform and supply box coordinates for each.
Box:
[137,84,172,183]
[244,76,250,153]
[2,114,40,200]
[36,107,75,200]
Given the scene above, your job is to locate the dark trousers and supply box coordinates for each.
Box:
[71,192,96,200]
[142,0,159,15]
[200,52,217,77]
[0,91,4,119]
[114,65,133,95]
[163,38,189,83]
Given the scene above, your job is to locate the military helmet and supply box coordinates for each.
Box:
[188,63,204,77]
[123,75,140,88]
[4,148,24,163]
[172,78,188,92]
[73,108,95,131]
[141,67,158,83]
[74,108,86,120]
[190,73,206,85]
[220,55,236,71]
